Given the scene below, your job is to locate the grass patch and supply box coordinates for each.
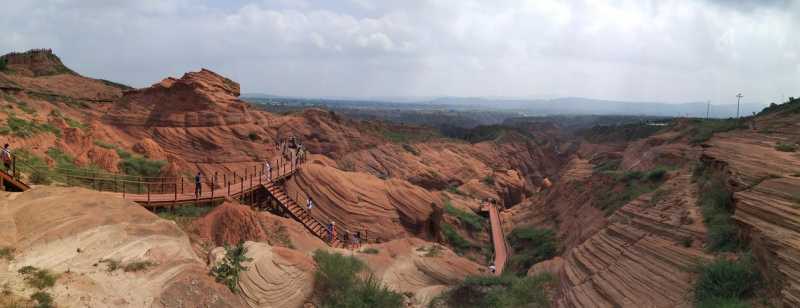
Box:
[688,119,746,144]
[93,140,116,149]
[30,291,55,308]
[506,227,557,276]
[694,254,760,307]
[313,250,403,308]
[247,132,260,141]
[648,188,671,208]
[64,117,87,130]
[482,175,495,186]
[0,247,14,261]
[594,167,669,215]
[360,248,380,254]
[100,259,121,272]
[446,185,466,196]
[157,205,214,221]
[2,115,61,138]
[15,101,36,115]
[578,122,665,143]
[594,158,622,172]
[116,148,166,178]
[444,200,485,232]
[431,273,555,308]
[211,242,253,293]
[694,163,740,252]
[17,266,58,290]
[418,244,443,257]
[775,142,797,152]
[442,223,473,253]
[123,260,155,272]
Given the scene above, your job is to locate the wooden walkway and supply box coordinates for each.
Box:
[487,202,510,275]
[0,168,30,191]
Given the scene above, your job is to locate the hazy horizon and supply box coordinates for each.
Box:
[1,0,797,106]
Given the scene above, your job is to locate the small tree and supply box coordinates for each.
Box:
[211,241,253,293]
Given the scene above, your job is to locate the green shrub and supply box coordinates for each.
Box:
[0,246,13,261]
[646,168,667,181]
[123,260,155,272]
[30,291,54,308]
[446,185,466,196]
[313,250,403,308]
[18,267,57,290]
[16,101,36,115]
[100,259,121,272]
[433,273,554,308]
[247,132,260,141]
[506,227,557,276]
[696,165,739,252]
[442,223,473,253]
[360,248,380,254]
[211,242,253,293]
[444,201,485,232]
[775,142,797,152]
[694,255,759,307]
[402,143,420,155]
[64,117,87,130]
[116,148,166,178]
[482,175,495,186]
[695,297,748,308]
[594,159,621,172]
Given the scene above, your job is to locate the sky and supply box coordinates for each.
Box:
[0,0,797,105]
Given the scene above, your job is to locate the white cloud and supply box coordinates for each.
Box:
[0,0,797,104]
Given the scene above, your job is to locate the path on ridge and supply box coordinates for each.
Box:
[488,203,509,275]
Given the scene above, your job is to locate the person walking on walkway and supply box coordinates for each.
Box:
[1,144,11,172]
[327,221,336,242]
[489,263,496,274]
[194,172,202,198]
[306,196,314,213]
[264,160,272,180]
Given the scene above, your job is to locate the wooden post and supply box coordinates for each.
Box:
[147,186,150,204]
[123,181,126,199]
[174,182,177,201]
[139,177,142,194]
[181,177,184,194]
[211,176,215,201]
[227,180,230,197]
[224,174,227,196]
[240,177,244,202]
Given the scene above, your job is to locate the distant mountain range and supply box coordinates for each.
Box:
[242,93,766,118]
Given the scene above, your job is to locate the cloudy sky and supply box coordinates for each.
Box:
[1,0,797,104]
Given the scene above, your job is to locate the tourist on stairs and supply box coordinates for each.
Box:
[264,160,272,180]
[306,197,314,213]
[194,172,202,198]
[1,144,11,172]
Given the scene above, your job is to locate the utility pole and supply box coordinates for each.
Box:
[706,100,710,119]
[736,93,743,118]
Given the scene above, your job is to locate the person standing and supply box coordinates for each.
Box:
[1,144,11,172]
[194,172,202,198]
[264,160,272,180]
[306,197,314,213]
[489,264,496,274]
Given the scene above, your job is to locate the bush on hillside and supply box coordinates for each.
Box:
[688,119,746,144]
[313,250,403,308]
[694,255,759,307]
[442,223,473,253]
[116,148,166,178]
[444,201,485,232]
[211,241,253,293]
[506,227,557,276]
[695,164,739,252]
[431,273,555,308]
[775,142,797,152]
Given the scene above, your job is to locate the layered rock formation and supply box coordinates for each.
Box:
[0,186,243,307]
[705,127,800,306]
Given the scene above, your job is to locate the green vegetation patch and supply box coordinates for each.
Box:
[211,242,253,293]
[594,167,669,216]
[31,291,55,308]
[758,96,800,115]
[688,119,746,144]
[506,227,557,276]
[775,142,798,152]
[401,143,420,156]
[444,200,486,232]
[17,266,58,290]
[313,250,403,308]
[0,246,14,261]
[694,163,740,252]
[116,148,166,178]
[694,255,760,308]
[578,122,666,143]
[1,115,61,138]
[431,273,555,308]
[442,223,473,253]
[359,248,380,254]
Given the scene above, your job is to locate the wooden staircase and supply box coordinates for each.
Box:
[0,169,30,192]
[263,181,344,248]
